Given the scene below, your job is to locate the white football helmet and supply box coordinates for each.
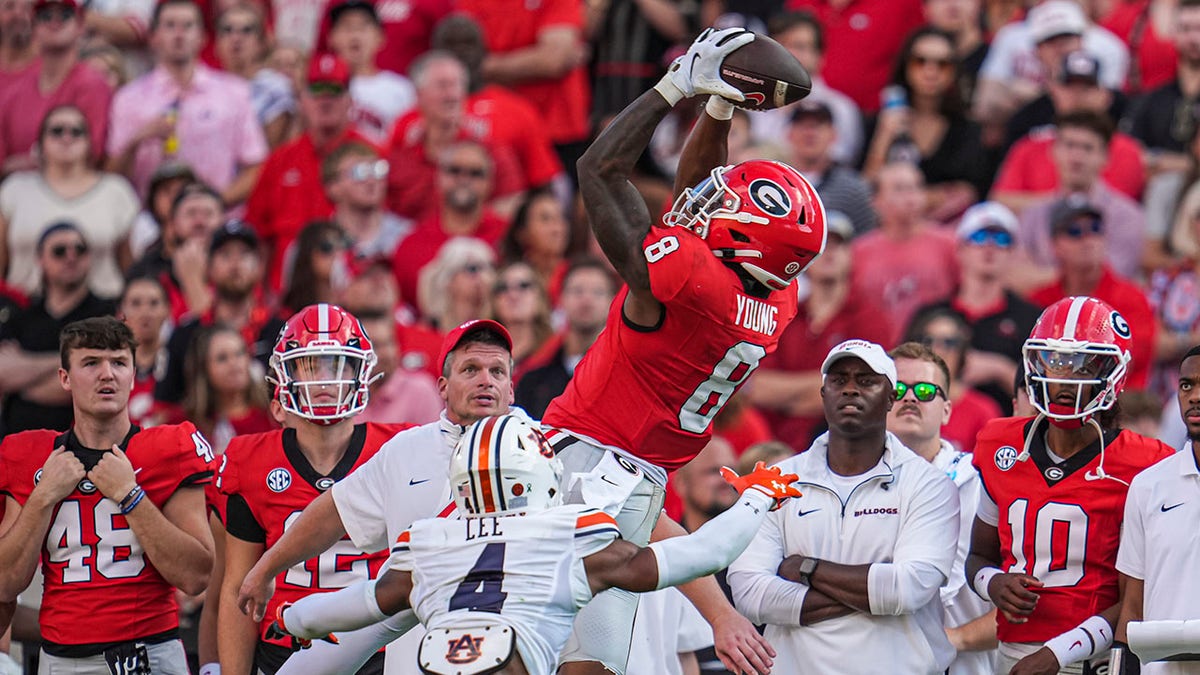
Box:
[450,414,562,518]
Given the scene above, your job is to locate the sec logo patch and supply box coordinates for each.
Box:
[267,468,292,493]
[995,446,1017,471]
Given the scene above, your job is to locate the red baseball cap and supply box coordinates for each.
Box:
[307,54,351,90]
[33,0,79,12]
[437,319,513,375]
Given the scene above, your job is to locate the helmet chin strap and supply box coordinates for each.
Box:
[1018,413,1128,486]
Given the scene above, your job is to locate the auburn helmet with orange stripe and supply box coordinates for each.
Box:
[1022,296,1132,427]
[268,303,379,425]
[450,414,562,518]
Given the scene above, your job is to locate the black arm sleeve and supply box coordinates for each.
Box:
[224,493,267,543]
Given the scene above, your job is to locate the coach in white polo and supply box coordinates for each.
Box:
[1112,345,1200,674]
[729,339,960,674]
[235,319,520,675]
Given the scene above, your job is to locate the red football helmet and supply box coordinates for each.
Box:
[1022,296,1132,425]
[665,160,827,291]
[268,304,379,424]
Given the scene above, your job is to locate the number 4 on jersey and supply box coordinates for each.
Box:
[449,542,508,614]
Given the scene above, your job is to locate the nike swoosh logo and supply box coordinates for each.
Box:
[409,478,430,486]
[797,508,820,517]
[600,475,619,486]
[689,52,701,79]
[1161,502,1185,512]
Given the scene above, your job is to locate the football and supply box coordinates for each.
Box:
[720,34,812,111]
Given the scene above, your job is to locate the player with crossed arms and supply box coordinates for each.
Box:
[268,413,801,675]
[540,25,827,675]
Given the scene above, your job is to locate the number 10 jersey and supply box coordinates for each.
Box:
[972,416,1173,643]
[543,228,798,472]
[388,504,620,675]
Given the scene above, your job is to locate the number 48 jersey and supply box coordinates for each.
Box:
[0,424,213,650]
[388,504,621,675]
[543,228,798,472]
[972,417,1174,643]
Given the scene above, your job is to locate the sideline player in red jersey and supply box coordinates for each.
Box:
[965,296,1175,675]
[540,27,829,675]
[0,316,215,673]
[217,303,412,675]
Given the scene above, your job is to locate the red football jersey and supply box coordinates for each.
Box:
[218,422,410,646]
[973,417,1174,643]
[543,228,799,472]
[0,424,213,649]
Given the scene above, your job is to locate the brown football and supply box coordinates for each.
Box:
[719,33,812,110]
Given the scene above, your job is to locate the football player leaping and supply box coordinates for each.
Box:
[538,26,827,675]
[965,297,1175,675]
[270,413,801,675]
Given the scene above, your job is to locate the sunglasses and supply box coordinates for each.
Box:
[34,5,75,22]
[895,380,946,402]
[218,23,258,36]
[347,159,388,182]
[965,228,1013,248]
[49,242,88,259]
[921,335,965,351]
[307,81,347,97]
[495,279,535,294]
[441,164,488,179]
[909,54,954,70]
[47,124,87,140]
[1060,217,1104,239]
[316,239,345,254]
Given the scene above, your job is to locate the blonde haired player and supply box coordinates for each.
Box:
[269,413,800,675]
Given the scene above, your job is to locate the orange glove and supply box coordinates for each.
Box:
[265,602,340,650]
[720,461,801,509]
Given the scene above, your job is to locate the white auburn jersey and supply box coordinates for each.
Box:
[388,504,620,675]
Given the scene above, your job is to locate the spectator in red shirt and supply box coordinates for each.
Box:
[1028,197,1157,389]
[0,0,34,88]
[1102,0,1178,95]
[0,0,111,173]
[1009,111,1147,291]
[458,0,591,173]
[991,66,1146,214]
[245,53,373,290]
[352,309,442,425]
[313,0,452,77]
[747,212,894,452]
[391,138,506,305]
[179,323,274,453]
[850,161,959,344]
[786,0,927,112]
[432,14,563,218]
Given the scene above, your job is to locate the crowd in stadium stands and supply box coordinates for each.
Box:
[0,0,1198,671]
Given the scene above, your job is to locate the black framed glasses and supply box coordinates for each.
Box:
[440,164,488,179]
[895,380,946,402]
[217,22,258,36]
[47,124,86,139]
[34,5,75,22]
[49,242,88,259]
[495,279,535,294]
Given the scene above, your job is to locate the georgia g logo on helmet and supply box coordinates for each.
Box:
[748,179,791,217]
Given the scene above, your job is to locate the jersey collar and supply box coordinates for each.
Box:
[57,425,140,471]
[1023,417,1119,487]
[281,423,367,491]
